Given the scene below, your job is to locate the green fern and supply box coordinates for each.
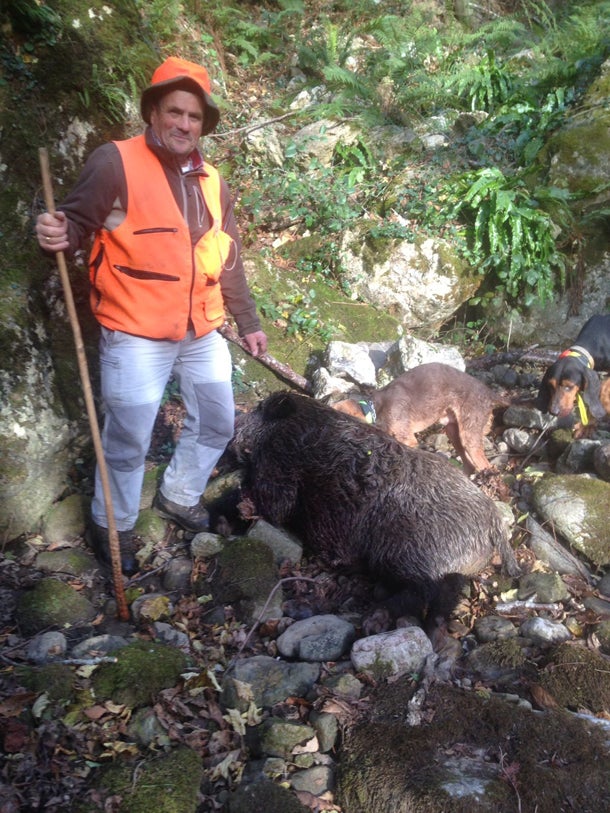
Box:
[448,168,570,305]
[447,50,513,113]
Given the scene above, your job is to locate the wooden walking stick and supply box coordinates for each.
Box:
[38,147,129,621]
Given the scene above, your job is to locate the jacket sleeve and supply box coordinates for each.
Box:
[56,143,126,256]
[217,178,263,337]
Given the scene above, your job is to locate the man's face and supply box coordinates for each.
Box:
[150,89,205,158]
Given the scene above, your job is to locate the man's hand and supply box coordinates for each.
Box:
[242,330,268,357]
[36,211,69,253]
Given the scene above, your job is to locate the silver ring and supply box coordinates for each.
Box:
[45,237,51,242]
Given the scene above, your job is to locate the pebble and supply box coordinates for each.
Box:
[26,631,67,664]
[350,626,433,679]
[276,614,356,661]
[519,616,572,646]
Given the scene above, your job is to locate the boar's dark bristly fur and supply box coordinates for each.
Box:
[231,392,520,618]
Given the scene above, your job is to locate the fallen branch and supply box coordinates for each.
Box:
[220,322,312,394]
[465,345,557,370]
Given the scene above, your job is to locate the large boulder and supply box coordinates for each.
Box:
[337,222,480,331]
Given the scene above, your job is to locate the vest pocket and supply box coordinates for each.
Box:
[114,264,180,282]
[203,283,225,322]
[194,230,233,283]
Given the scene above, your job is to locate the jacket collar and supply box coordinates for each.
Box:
[145,126,208,176]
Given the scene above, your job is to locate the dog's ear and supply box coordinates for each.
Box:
[535,367,554,412]
[262,391,300,421]
[582,369,606,419]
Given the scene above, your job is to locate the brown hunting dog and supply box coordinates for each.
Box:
[536,314,610,429]
[332,362,508,475]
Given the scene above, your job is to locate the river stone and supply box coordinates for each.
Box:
[350,626,433,679]
[474,615,517,643]
[16,577,97,634]
[276,614,356,661]
[35,547,98,576]
[26,631,67,664]
[594,442,610,481]
[532,474,610,567]
[525,515,592,579]
[519,616,572,646]
[246,518,303,566]
[41,493,87,545]
[517,572,570,603]
[259,719,318,759]
[221,655,320,712]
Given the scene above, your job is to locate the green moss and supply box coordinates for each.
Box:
[468,637,527,670]
[533,474,610,566]
[539,642,610,713]
[16,577,96,634]
[229,778,310,812]
[337,681,610,813]
[205,537,282,622]
[17,663,76,706]
[82,746,204,813]
[91,641,188,708]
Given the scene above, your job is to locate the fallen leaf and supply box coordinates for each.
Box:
[0,692,38,717]
[104,701,126,715]
[1,717,31,752]
[529,683,560,710]
[83,705,111,721]
[209,748,242,781]
[294,789,341,811]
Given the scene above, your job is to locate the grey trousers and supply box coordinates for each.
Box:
[91,327,234,530]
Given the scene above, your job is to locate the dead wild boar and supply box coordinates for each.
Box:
[231,392,520,618]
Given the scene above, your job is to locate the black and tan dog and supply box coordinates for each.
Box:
[536,314,610,429]
[332,362,508,475]
[232,391,520,622]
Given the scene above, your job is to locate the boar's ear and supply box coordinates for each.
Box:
[261,391,299,421]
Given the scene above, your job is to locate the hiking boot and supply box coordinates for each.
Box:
[153,491,210,533]
[90,522,138,577]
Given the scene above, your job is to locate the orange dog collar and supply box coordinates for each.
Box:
[558,345,594,370]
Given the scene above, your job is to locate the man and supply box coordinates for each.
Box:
[36,56,267,576]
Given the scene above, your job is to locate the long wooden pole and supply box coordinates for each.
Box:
[38,148,129,621]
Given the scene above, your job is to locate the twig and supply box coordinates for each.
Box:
[498,747,522,813]
[209,111,298,139]
[60,657,118,665]
[228,576,320,668]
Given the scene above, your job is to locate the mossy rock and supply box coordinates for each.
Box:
[42,493,88,544]
[91,641,187,708]
[337,681,610,813]
[539,641,610,713]
[17,663,76,707]
[205,536,283,623]
[78,746,203,813]
[228,778,310,813]
[134,507,167,544]
[16,577,96,635]
[35,547,98,576]
[532,474,610,567]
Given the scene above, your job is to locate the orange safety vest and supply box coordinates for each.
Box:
[88,135,233,340]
